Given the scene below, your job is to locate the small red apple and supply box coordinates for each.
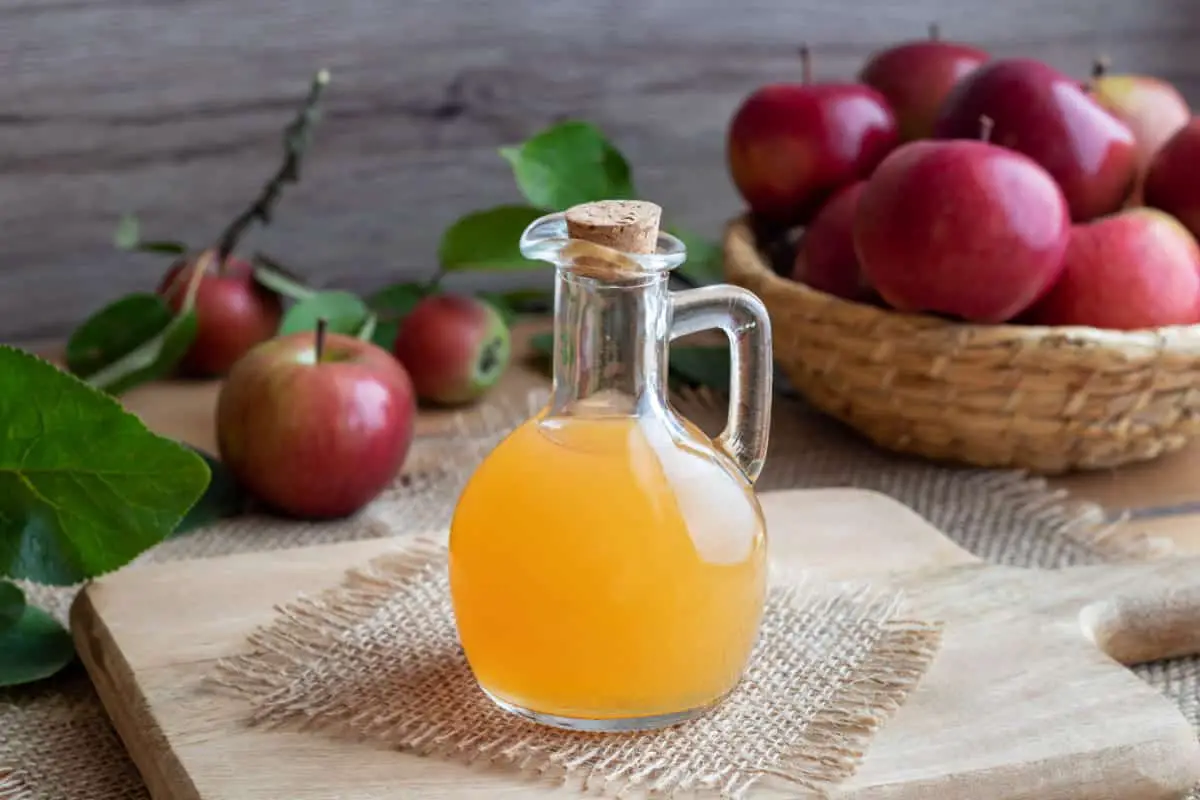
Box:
[859,24,990,142]
[392,294,511,406]
[1144,118,1200,240]
[1029,208,1200,330]
[216,323,417,519]
[934,58,1138,222]
[727,47,899,225]
[791,181,874,301]
[158,251,283,378]
[854,137,1071,323]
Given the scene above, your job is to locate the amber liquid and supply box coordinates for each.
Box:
[448,410,767,722]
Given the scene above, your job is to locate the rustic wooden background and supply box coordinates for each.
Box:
[3,0,1199,342]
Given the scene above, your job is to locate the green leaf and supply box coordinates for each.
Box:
[279,291,372,337]
[171,447,247,537]
[0,346,211,586]
[367,282,429,350]
[84,309,199,397]
[499,122,635,210]
[0,580,24,632]
[66,293,174,379]
[114,214,140,250]
[670,227,725,287]
[253,253,317,302]
[438,206,546,272]
[0,602,75,687]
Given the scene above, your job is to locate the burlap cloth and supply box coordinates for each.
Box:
[205,539,942,798]
[2,386,1198,799]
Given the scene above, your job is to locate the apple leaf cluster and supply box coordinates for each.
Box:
[65,68,332,399]
[438,121,724,287]
[0,346,214,687]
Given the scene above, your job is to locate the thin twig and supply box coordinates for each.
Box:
[216,68,331,262]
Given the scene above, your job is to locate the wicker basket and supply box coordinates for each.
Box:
[722,214,1200,474]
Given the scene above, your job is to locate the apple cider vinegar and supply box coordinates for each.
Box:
[447,200,775,731]
[449,410,767,724]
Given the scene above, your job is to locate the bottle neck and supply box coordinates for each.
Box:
[549,269,670,417]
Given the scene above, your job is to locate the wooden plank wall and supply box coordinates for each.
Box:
[2,0,1198,342]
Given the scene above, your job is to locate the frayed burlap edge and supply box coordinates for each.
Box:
[206,538,943,799]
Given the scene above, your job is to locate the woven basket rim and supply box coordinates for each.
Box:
[723,214,1200,352]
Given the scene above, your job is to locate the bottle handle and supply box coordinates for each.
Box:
[669,285,773,483]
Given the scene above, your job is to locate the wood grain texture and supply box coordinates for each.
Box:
[5,0,1200,340]
[71,488,1200,799]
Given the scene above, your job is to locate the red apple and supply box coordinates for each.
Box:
[1144,118,1200,240]
[791,181,874,301]
[854,138,1071,323]
[1029,208,1200,330]
[859,24,990,142]
[393,294,511,406]
[216,325,417,519]
[158,252,283,377]
[1087,59,1190,204]
[933,58,1138,222]
[727,47,899,225]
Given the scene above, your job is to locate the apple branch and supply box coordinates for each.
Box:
[928,23,941,41]
[215,68,332,265]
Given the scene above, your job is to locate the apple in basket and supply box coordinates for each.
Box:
[1145,118,1200,241]
[791,181,875,302]
[1086,58,1191,203]
[216,320,417,519]
[854,122,1072,324]
[858,24,990,143]
[933,58,1138,222]
[1028,208,1200,330]
[726,46,899,226]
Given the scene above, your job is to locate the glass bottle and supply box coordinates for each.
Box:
[448,199,773,732]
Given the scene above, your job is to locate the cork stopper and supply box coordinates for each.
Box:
[564,200,662,254]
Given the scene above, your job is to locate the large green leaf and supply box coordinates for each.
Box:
[0,580,24,632]
[499,122,635,210]
[171,447,248,537]
[278,291,372,337]
[438,206,546,272]
[66,293,174,379]
[0,601,75,687]
[0,346,211,586]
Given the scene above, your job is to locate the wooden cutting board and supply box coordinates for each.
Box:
[71,488,1200,799]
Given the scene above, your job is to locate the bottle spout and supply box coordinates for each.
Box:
[519,201,687,277]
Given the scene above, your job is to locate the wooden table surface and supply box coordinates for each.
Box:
[105,319,1200,557]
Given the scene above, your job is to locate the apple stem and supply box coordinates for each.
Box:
[798,45,813,84]
[929,22,941,41]
[1091,56,1111,81]
[979,115,995,143]
[315,317,328,363]
[214,68,332,270]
